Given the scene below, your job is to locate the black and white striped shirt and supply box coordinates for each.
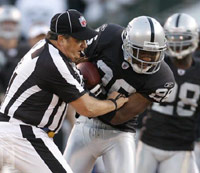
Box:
[0,39,86,133]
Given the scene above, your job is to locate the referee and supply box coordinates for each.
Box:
[0,9,128,173]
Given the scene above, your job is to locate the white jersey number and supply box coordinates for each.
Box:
[97,60,136,95]
[152,82,200,117]
[149,88,173,102]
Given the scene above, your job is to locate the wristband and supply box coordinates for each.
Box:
[108,98,118,111]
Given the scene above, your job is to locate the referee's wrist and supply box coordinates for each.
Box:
[108,98,117,111]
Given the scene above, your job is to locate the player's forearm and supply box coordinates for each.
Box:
[110,108,142,125]
[110,93,151,125]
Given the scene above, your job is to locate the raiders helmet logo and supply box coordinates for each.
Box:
[164,82,174,88]
[79,16,87,27]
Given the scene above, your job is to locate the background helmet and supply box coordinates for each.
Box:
[0,5,21,39]
[164,13,199,59]
[122,16,166,74]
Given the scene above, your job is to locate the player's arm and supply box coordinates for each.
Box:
[70,91,128,118]
[110,92,151,125]
[72,61,129,117]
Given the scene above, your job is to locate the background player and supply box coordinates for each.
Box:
[0,5,30,102]
[136,13,200,173]
[64,16,175,173]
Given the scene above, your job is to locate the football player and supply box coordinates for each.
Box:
[0,5,30,102]
[136,13,200,173]
[64,16,175,173]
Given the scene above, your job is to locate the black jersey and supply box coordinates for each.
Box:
[85,24,175,133]
[141,56,200,151]
[0,39,86,133]
[0,42,30,94]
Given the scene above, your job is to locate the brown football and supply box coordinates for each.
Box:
[77,62,101,89]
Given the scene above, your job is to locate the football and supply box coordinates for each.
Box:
[77,62,101,89]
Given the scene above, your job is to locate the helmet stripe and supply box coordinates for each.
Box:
[147,17,155,42]
[175,13,181,27]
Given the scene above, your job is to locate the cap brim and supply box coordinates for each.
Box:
[70,27,98,40]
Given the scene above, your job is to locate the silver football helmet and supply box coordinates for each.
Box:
[0,5,21,39]
[122,16,166,74]
[164,13,199,59]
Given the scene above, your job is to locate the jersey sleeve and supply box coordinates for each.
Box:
[85,24,123,61]
[138,61,175,103]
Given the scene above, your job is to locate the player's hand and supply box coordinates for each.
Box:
[107,91,128,110]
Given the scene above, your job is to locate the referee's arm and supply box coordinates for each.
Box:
[70,92,128,118]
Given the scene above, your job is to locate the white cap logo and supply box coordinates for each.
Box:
[79,16,87,27]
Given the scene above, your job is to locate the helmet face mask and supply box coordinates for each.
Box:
[1,21,19,38]
[122,16,166,74]
[122,41,165,74]
[0,5,21,39]
[164,13,199,59]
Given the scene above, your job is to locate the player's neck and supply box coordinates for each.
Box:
[172,55,193,70]
[0,38,18,50]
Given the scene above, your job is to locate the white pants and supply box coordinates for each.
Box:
[64,116,136,173]
[136,141,199,173]
[194,142,200,172]
[0,122,73,173]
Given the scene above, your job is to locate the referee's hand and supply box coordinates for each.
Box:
[107,91,128,110]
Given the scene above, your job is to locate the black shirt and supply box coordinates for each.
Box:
[141,56,200,150]
[85,24,175,133]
